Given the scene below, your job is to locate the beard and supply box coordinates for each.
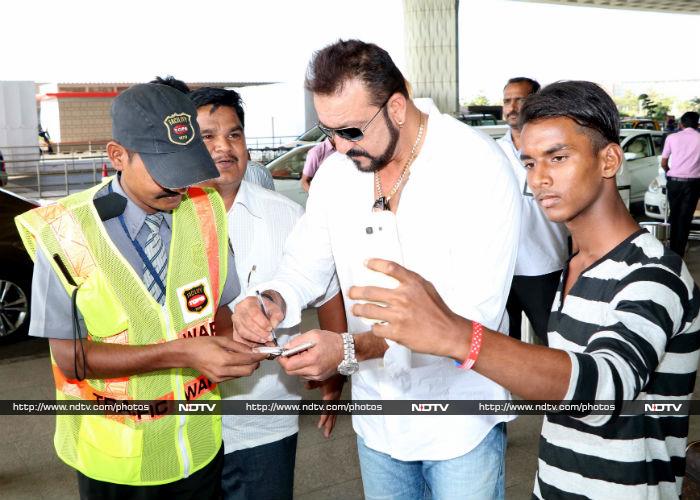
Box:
[345,109,400,173]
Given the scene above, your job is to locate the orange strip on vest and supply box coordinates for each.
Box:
[187,187,221,308]
[183,374,217,401]
[52,364,174,423]
[34,203,96,280]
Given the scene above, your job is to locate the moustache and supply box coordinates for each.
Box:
[214,154,239,163]
[156,189,182,199]
[346,149,371,159]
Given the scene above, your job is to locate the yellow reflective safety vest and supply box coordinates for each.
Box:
[14,178,228,485]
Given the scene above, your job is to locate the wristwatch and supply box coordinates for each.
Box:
[337,333,359,376]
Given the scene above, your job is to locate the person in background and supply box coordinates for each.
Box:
[190,86,347,500]
[497,77,569,344]
[300,138,335,192]
[661,111,700,257]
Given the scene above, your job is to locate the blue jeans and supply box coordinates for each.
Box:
[357,423,506,500]
[221,433,297,500]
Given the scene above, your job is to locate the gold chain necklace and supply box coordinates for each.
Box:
[374,113,425,209]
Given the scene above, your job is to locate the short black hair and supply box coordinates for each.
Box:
[149,76,190,94]
[505,77,540,95]
[519,80,620,152]
[305,39,409,107]
[188,87,245,129]
[681,111,699,129]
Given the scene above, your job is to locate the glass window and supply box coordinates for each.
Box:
[623,135,653,158]
[652,134,666,155]
[269,149,309,179]
[298,126,324,142]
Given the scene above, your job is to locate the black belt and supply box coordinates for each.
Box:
[667,176,700,182]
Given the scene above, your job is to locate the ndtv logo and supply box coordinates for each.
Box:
[644,403,682,412]
[178,403,216,412]
[411,403,450,413]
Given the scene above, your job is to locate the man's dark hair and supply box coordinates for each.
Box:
[149,76,191,94]
[519,80,620,152]
[505,77,540,95]
[305,39,409,107]
[681,111,700,129]
[189,87,245,129]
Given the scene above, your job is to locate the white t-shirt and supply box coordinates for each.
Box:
[259,103,521,461]
[497,129,569,276]
[220,181,339,453]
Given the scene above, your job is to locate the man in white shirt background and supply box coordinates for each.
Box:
[497,77,569,345]
[232,40,521,499]
[189,87,347,500]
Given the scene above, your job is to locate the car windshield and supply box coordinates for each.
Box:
[297,126,325,142]
[268,148,310,180]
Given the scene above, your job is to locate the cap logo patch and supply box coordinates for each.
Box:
[164,113,195,145]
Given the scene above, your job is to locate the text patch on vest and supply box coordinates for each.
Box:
[177,278,214,324]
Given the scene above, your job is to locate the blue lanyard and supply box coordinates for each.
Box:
[108,183,167,297]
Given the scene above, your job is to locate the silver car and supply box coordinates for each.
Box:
[619,129,667,204]
[266,143,316,208]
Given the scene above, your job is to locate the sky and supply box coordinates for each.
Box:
[1,0,698,136]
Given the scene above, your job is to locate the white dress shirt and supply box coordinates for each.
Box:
[497,129,569,276]
[220,180,339,453]
[258,103,521,461]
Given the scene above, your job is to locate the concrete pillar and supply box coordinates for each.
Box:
[403,0,459,115]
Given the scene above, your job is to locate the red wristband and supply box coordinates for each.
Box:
[457,321,483,370]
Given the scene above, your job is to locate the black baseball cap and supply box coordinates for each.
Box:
[111,83,219,189]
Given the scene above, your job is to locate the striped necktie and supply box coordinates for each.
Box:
[143,212,167,304]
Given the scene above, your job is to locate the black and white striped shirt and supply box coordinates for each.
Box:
[535,230,700,499]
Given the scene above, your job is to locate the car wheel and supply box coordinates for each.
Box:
[0,276,30,343]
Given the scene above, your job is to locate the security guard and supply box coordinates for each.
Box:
[15,84,265,499]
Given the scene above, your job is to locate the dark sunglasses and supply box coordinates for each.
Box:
[317,96,391,142]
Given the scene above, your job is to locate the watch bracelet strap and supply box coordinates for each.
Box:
[342,332,357,362]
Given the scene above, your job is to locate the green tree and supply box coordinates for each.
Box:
[614,90,640,117]
[682,97,700,113]
[467,94,490,106]
[638,93,672,121]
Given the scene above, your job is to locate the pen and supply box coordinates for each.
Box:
[247,264,256,288]
[255,290,278,346]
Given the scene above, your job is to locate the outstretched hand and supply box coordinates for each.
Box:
[349,259,469,360]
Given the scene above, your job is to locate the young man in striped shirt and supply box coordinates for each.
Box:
[350,80,700,498]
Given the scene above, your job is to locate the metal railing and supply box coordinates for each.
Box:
[1,136,304,200]
[2,154,111,200]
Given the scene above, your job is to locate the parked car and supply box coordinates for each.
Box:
[644,173,667,220]
[282,125,325,148]
[474,124,509,140]
[621,118,662,131]
[266,143,316,207]
[619,129,667,205]
[457,113,499,127]
[0,188,39,342]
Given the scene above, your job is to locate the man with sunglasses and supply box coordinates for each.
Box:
[232,39,521,499]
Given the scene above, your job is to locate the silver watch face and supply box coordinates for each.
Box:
[338,360,359,376]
